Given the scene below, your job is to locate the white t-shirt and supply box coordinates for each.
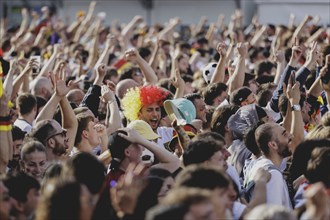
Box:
[232,201,246,220]
[14,119,33,133]
[227,165,242,192]
[248,157,292,209]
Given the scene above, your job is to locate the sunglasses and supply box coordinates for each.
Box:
[48,130,67,140]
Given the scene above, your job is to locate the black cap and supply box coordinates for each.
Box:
[107,131,132,160]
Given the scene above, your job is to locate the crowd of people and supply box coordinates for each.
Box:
[0,1,330,219]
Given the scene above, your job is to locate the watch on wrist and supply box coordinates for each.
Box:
[291,104,301,111]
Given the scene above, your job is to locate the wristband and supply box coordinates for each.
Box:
[0,116,10,122]
[0,124,12,131]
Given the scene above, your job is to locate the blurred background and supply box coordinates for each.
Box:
[1,0,329,27]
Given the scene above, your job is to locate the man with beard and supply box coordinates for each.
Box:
[7,126,25,173]
[121,85,173,148]
[26,119,69,162]
[248,122,293,209]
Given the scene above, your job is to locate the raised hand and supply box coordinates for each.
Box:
[117,127,145,145]
[106,34,116,49]
[216,42,227,57]
[101,84,115,103]
[289,37,303,67]
[236,42,248,58]
[51,63,72,98]
[286,71,301,105]
[273,50,285,63]
[96,63,106,78]
[305,41,319,67]
[124,48,140,62]
[172,69,185,89]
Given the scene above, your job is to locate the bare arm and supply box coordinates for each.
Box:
[291,15,313,46]
[12,59,37,99]
[172,69,185,99]
[210,42,228,84]
[101,83,122,134]
[287,76,305,152]
[273,50,286,85]
[73,1,97,43]
[37,44,62,79]
[124,48,158,85]
[119,128,181,173]
[227,42,248,95]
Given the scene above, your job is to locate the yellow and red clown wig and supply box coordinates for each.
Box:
[122,85,169,121]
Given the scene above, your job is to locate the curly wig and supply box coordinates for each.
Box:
[122,85,169,121]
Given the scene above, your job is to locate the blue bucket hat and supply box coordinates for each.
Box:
[164,98,196,125]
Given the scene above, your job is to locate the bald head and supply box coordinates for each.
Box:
[67,89,85,107]
[31,77,54,100]
[116,79,139,99]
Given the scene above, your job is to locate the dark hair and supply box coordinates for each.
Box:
[63,152,106,194]
[289,139,330,182]
[108,131,132,170]
[16,93,37,115]
[255,123,275,156]
[211,105,239,136]
[306,148,330,187]
[75,114,95,146]
[27,119,61,146]
[257,89,272,107]
[183,139,223,166]
[103,68,118,84]
[184,93,202,104]
[36,180,82,220]
[148,167,173,180]
[230,87,252,106]
[133,177,164,219]
[119,67,141,81]
[255,61,275,76]
[193,131,225,144]
[244,122,264,156]
[139,47,152,60]
[12,126,25,141]
[3,172,40,203]
[175,165,230,190]
[203,83,228,105]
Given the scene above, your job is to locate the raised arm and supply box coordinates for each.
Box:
[79,63,106,118]
[101,83,122,134]
[73,1,97,43]
[0,61,17,172]
[287,74,304,151]
[295,41,319,90]
[291,15,313,46]
[119,128,181,173]
[227,42,248,95]
[124,48,158,85]
[172,69,185,99]
[35,67,64,123]
[273,50,286,85]
[121,15,143,49]
[37,44,62,78]
[12,59,38,99]
[210,42,228,84]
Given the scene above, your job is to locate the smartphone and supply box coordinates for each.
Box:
[30,55,40,74]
